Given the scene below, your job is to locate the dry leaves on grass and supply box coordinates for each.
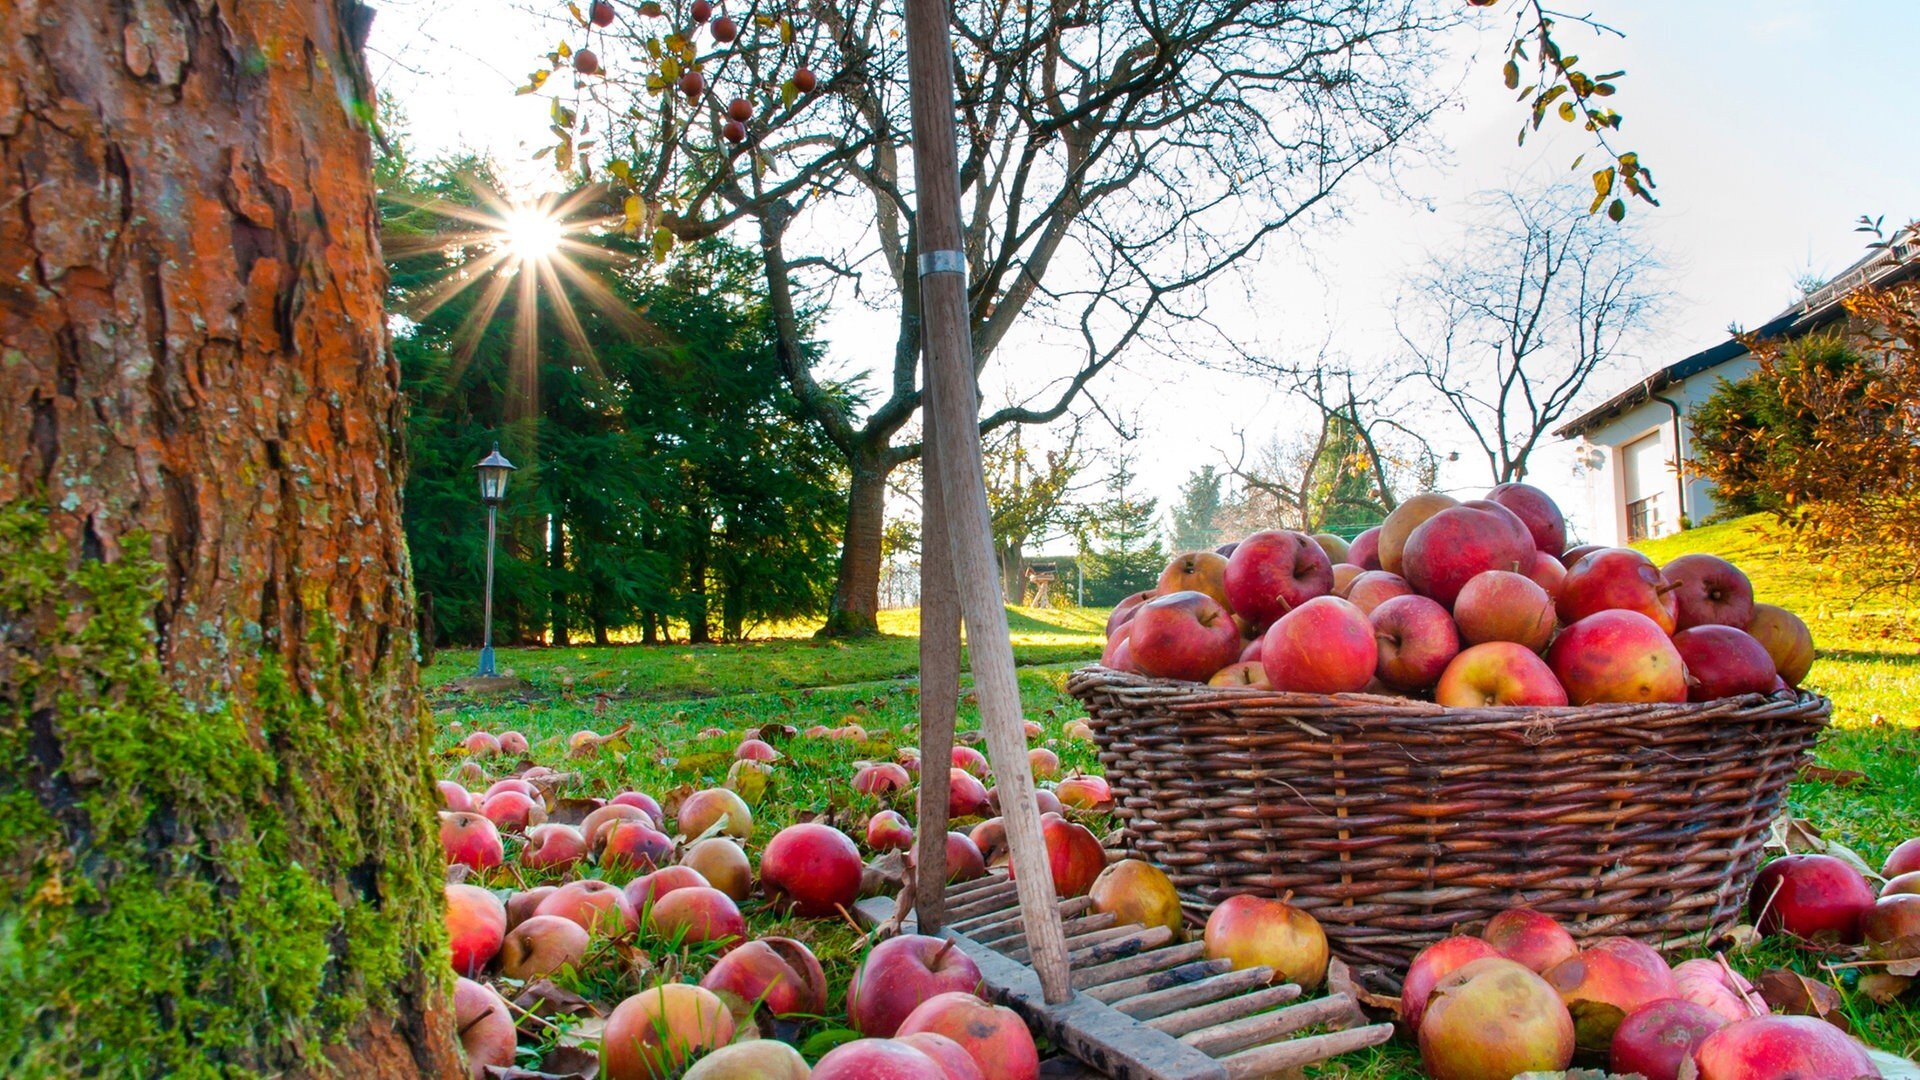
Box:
[1755,968,1851,1032]
[484,1043,599,1079]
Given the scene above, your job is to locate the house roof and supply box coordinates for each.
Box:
[1554,227,1919,440]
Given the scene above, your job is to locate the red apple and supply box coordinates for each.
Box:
[1370,594,1460,692]
[678,69,705,101]
[1348,525,1383,571]
[1669,958,1767,1017]
[896,1032,989,1080]
[497,730,530,755]
[601,983,735,1080]
[584,804,656,850]
[1746,602,1815,687]
[1690,1015,1880,1080]
[909,831,986,884]
[1885,837,1920,878]
[856,762,913,794]
[537,878,636,936]
[1109,635,1138,673]
[947,768,992,818]
[726,97,752,123]
[1486,481,1567,557]
[1663,553,1755,630]
[1054,775,1112,811]
[968,818,1006,864]
[463,730,501,757]
[453,976,517,1079]
[1402,936,1502,1034]
[1039,813,1105,898]
[446,883,506,976]
[1749,853,1875,943]
[1401,500,1536,608]
[436,780,475,812]
[484,777,537,800]
[699,935,828,1017]
[599,819,675,873]
[682,1041,812,1080]
[521,823,589,871]
[1129,590,1244,682]
[625,864,710,911]
[591,0,616,24]
[1884,871,1920,897]
[1525,550,1567,597]
[1379,493,1459,576]
[1436,642,1568,708]
[1610,997,1727,1080]
[505,885,555,930]
[1863,894,1920,958]
[951,745,989,778]
[1560,542,1602,568]
[868,809,915,852]
[847,933,985,1037]
[761,822,864,917]
[1106,589,1157,636]
[677,787,752,839]
[1236,635,1263,663]
[1100,621,1134,669]
[1557,548,1679,632]
[647,885,746,949]
[1454,570,1557,652]
[1088,858,1183,934]
[734,738,778,762]
[1673,625,1777,701]
[498,913,591,980]
[612,790,665,821]
[681,836,752,900]
[1482,908,1577,974]
[1261,595,1378,694]
[1224,529,1335,628]
[1543,937,1679,1054]
[898,991,1041,1080]
[439,811,504,870]
[1158,550,1232,609]
[1345,569,1413,615]
[1547,610,1688,705]
[812,1039,948,1080]
[1027,746,1060,779]
[1202,893,1329,989]
[573,48,600,75]
[791,65,816,92]
[1208,660,1272,689]
[1420,958,1575,1080]
[480,789,545,832]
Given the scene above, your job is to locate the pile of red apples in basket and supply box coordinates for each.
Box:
[1102,483,1816,707]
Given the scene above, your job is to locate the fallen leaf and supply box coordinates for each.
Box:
[554,1016,607,1049]
[1327,957,1402,1018]
[511,979,600,1032]
[1796,764,1867,786]
[548,797,601,826]
[444,863,473,885]
[1754,968,1850,1032]
[1868,933,1920,968]
[1769,815,1826,855]
[1859,972,1914,1004]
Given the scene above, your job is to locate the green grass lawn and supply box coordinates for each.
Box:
[427,517,1919,1075]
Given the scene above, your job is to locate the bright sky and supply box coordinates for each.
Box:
[368,0,1920,549]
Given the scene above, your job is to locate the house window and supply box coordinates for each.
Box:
[1627,496,1660,542]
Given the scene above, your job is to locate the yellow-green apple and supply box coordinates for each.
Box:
[1611,998,1727,1080]
[446,883,506,976]
[1486,481,1568,557]
[1105,589,1156,636]
[601,983,736,1080]
[1454,570,1557,652]
[646,885,746,949]
[1401,500,1536,608]
[1089,858,1183,933]
[1543,937,1679,1053]
[462,730,501,757]
[1690,1015,1879,1080]
[1129,590,1244,682]
[723,758,770,804]
[625,864,710,910]
[439,811,504,870]
[681,1040,813,1080]
[1262,596,1378,694]
[1547,611,1687,705]
[1313,533,1352,565]
[968,818,1006,864]
[1482,907,1577,974]
[680,837,753,900]
[1749,853,1875,943]
[611,790,665,821]
[700,935,829,1018]
[498,913,590,980]
[847,933,985,1036]
[897,1032,989,1080]
[1526,550,1567,598]
[1370,594,1461,692]
[1063,719,1095,742]
[947,768,992,818]
[1331,562,1364,596]
[868,809,915,852]
[812,1040,950,1080]
[583,804,655,850]
[480,789,545,832]
[1209,660,1272,689]
[761,822,864,916]
[536,878,636,936]
[1054,775,1112,810]
[855,762,913,795]
[1202,893,1329,988]
[505,885,555,929]
[1886,838,1920,878]
[677,788,753,839]
[436,780,475,812]
[1378,492,1459,575]
[1746,603,1815,686]
[1402,936,1501,1033]
[1348,525,1384,571]
[1420,958,1575,1080]
[521,823,588,871]
[1556,548,1679,632]
[1663,553,1755,630]
[497,730,530,755]
[1158,550,1232,609]
[951,745,989,778]
[1223,530,1334,628]
[1345,570,1413,615]
[1436,642,1568,708]
[453,976,516,1079]
[898,991,1041,1080]
[1027,747,1060,779]
[598,819,675,873]
[1672,625,1776,701]
[734,738,778,762]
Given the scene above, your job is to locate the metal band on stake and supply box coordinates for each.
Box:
[918,249,966,278]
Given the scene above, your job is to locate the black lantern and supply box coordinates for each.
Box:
[474,444,517,505]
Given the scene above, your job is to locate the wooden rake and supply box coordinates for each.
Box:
[893,3,1394,1075]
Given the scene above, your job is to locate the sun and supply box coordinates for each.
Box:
[498,205,566,263]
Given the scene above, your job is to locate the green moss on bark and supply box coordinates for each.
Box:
[0,506,449,1076]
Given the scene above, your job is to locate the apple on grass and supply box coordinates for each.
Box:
[1419,958,1575,1080]
[646,885,746,949]
[1543,937,1678,1054]
[624,864,709,911]
[897,1032,989,1080]
[1158,550,1232,609]
[681,836,753,901]
[910,830,988,884]
[847,933,985,1037]
[1370,594,1459,692]
[598,819,674,873]
[536,878,636,937]
[681,1040,812,1080]
[856,762,913,794]
[1886,837,1920,878]
[1378,492,1458,576]
[676,787,753,840]
[1672,625,1777,700]
[1262,596,1378,694]
[1689,1015,1880,1080]
[699,936,829,1017]
[454,977,517,1080]
[1399,500,1536,609]
[761,822,864,917]
[445,883,506,976]
[1402,936,1501,1034]
[583,803,655,849]
[868,808,915,852]
[1030,812,1105,898]
[1748,853,1876,943]
[505,885,556,930]
[521,823,588,871]
[498,913,590,980]
[1223,529,1335,628]
[897,991,1042,1080]
[480,789,544,832]
[601,983,735,1080]
[1662,553,1755,630]
[811,1039,950,1080]
[1435,642,1568,708]
[1610,997,1727,1080]
[1547,610,1688,705]
[1557,547,1679,632]
[436,780,475,812]
[440,811,504,871]
[1453,569,1556,652]
[1128,590,1244,682]
[1055,774,1113,810]
[1202,893,1329,989]
[947,767,992,818]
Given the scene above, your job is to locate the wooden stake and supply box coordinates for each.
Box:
[915,392,960,933]
[901,0,1070,1003]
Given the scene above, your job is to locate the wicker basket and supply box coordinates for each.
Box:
[1066,666,1830,980]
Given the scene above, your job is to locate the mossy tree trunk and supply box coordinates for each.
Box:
[1,0,459,1076]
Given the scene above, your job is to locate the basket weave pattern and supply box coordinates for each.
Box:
[1067,666,1830,975]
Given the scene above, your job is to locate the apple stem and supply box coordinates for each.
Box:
[933,937,959,967]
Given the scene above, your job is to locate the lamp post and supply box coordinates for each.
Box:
[474,444,517,676]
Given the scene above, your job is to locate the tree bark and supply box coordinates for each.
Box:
[999,538,1026,605]
[819,450,890,637]
[1,1,459,1075]
[550,511,569,646]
